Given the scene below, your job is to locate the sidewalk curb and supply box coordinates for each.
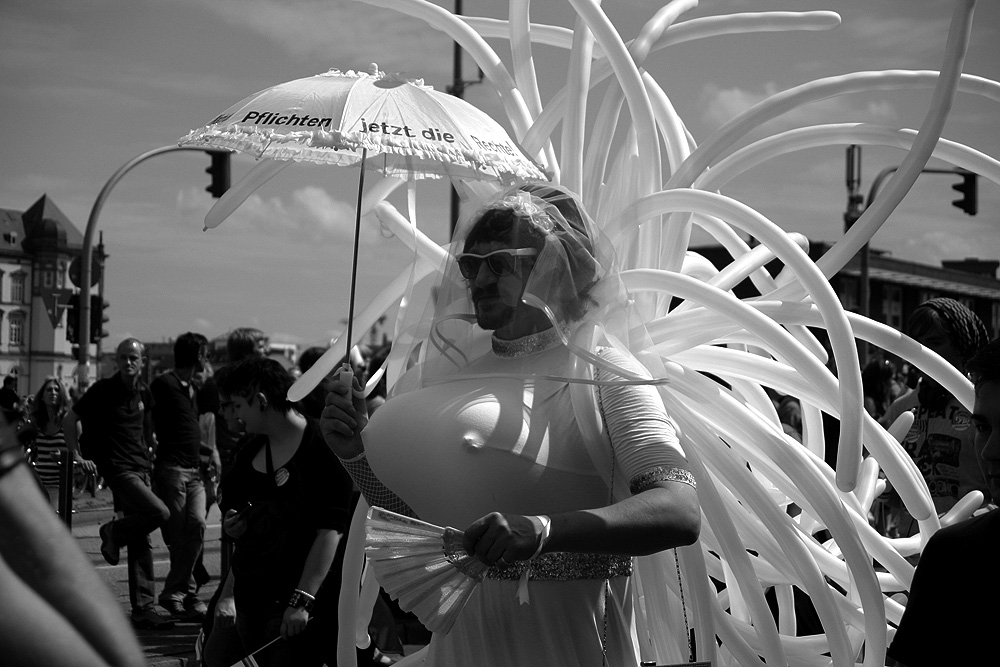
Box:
[149,658,191,667]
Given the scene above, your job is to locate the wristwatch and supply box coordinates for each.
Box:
[287,589,315,613]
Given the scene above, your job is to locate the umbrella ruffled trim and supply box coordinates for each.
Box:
[180,125,548,181]
[322,64,433,91]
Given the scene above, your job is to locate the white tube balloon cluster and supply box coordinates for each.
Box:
[308,2,994,666]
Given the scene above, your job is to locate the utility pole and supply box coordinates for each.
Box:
[843,145,869,363]
[78,146,231,387]
[94,232,107,364]
[446,0,484,236]
[842,144,981,367]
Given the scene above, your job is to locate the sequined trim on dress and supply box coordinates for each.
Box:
[491,327,567,358]
[628,466,697,494]
[483,552,632,581]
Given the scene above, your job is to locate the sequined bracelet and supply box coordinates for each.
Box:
[629,466,696,495]
[0,447,25,481]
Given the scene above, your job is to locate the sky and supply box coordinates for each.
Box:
[1,0,997,351]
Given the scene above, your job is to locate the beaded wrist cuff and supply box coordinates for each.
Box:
[288,589,315,613]
[629,466,696,494]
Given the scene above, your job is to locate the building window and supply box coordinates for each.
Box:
[838,277,859,313]
[9,313,24,346]
[57,262,66,289]
[10,274,25,304]
[882,284,903,330]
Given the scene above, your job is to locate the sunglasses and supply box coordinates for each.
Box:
[456,248,539,279]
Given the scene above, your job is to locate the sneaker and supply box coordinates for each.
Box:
[131,606,176,630]
[99,521,119,566]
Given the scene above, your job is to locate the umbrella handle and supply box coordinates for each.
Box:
[336,364,365,399]
[344,148,367,360]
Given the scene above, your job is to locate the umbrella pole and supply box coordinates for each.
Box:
[344,148,367,363]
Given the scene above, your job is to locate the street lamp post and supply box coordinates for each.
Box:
[842,144,980,366]
[77,145,230,386]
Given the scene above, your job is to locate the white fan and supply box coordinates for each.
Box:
[365,507,488,634]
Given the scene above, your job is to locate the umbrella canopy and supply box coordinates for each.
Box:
[179,64,546,182]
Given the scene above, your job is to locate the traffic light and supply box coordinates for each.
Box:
[951,169,978,215]
[205,151,231,199]
[66,293,79,344]
[843,209,861,232]
[90,295,110,341]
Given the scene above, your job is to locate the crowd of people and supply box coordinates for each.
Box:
[0,181,996,667]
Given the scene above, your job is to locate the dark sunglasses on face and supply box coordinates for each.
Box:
[456,248,540,279]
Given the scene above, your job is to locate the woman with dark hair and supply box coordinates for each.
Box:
[204,356,353,667]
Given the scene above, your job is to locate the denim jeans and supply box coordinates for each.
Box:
[153,465,206,605]
[106,470,170,612]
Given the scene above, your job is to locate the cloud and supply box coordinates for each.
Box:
[892,225,994,267]
[699,82,780,129]
[188,0,452,81]
[175,184,364,244]
[697,82,899,133]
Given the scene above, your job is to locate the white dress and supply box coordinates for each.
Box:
[361,340,684,667]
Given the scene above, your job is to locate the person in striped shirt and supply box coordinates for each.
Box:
[27,377,76,505]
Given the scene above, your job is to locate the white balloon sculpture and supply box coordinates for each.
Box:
[295,1,995,666]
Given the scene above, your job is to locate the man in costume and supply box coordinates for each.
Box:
[887,336,1000,665]
[322,183,701,666]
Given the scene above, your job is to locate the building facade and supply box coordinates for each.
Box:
[694,241,1000,341]
[0,195,101,400]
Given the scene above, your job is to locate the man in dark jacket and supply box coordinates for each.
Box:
[64,338,174,629]
[151,331,212,621]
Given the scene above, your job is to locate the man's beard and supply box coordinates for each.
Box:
[474,300,515,331]
[472,288,515,331]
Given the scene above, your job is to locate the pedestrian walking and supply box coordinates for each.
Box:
[63,338,174,629]
[151,332,211,622]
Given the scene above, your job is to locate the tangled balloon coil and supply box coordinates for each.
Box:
[319,2,995,666]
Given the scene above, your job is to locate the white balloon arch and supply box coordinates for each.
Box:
[274,2,994,666]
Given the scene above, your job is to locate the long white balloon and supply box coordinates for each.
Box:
[615,190,864,491]
[321,3,993,666]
